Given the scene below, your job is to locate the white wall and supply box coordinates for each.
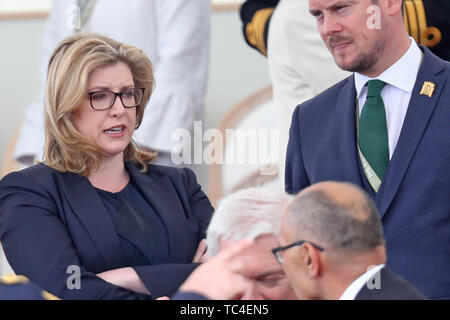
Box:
[0,9,271,188]
[0,18,45,164]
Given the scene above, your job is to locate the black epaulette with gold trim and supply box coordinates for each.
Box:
[404,0,450,60]
[240,0,279,56]
[0,274,60,300]
[404,0,441,47]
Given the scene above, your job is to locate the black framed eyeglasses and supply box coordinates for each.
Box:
[87,87,145,110]
[272,240,325,264]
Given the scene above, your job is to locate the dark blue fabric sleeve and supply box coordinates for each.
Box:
[171,291,208,300]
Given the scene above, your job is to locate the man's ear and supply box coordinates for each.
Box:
[302,243,322,278]
[385,0,403,16]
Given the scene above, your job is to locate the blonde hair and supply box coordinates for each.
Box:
[44,33,156,176]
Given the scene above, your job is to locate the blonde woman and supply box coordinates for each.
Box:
[0,33,212,300]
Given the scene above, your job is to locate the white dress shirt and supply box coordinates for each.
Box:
[339,264,385,300]
[355,38,422,159]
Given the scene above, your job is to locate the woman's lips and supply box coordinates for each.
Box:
[104,125,126,138]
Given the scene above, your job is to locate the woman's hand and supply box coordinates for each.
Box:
[97,267,150,295]
[192,239,208,263]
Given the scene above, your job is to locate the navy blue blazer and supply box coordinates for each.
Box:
[0,275,58,300]
[285,46,450,299]
[0,162,213,299]
[355,267,426,300]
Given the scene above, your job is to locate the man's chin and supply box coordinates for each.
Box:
[334,57,366,73]
[334,58,354,72]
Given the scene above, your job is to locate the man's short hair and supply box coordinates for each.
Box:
[206,188,293,256]
[371,0,405,15]
[286,183,384,253]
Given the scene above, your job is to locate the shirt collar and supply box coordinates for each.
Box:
[339,264,385,300]
[355,37,422,98]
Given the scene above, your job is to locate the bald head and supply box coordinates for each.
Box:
[283,182,384,254]
[307,182,370,220]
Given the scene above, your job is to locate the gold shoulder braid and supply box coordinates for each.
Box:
[0,274,61,300]
[0,274,29,285]
[41,290,61,300]
[404,0,442,47]
[245,8,274,56]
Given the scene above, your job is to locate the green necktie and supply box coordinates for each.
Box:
[359,79,389,181]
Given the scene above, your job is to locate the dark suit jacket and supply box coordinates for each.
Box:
[171,291,207,300]
[285,46,450,299]
[0,275,58,300]
[0,162,213,299]
[356,267,427,300]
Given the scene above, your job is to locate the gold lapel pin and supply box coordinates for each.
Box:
[420,81,436,98]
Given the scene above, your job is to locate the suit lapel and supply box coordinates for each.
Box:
[338,76,367,190]
[126,163,192,262]
[56,172,125,270]
[376,47,447,218]
[355,267,388,300]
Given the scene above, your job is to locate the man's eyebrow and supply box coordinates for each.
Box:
[310,0,354,14]
[257,270,285,278]
[309,8,321,16]
[309,1,339,16]
[329,0,356,9]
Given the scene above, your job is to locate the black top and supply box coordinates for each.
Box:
[95,180,170,267]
